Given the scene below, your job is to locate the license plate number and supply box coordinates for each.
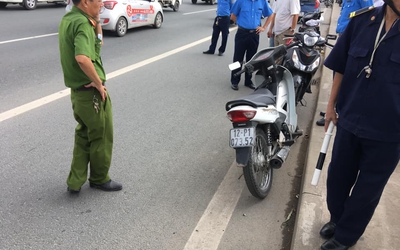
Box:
[229,127,255,148]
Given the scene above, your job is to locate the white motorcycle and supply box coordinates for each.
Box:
[226,45,303,199]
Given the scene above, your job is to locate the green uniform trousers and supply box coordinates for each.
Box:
[67,88,113,190]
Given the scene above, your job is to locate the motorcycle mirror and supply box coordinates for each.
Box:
[326,34,337,40]
[229,61,241,71]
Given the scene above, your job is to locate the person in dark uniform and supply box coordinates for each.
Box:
[319,1,400,249]
[203,0,233,56]
[316,0,373,126]
[230,0,273,90]
[59,0,122,194]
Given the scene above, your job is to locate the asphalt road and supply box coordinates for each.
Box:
[0,3,331,250]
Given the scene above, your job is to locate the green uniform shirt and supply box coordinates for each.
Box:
[59,6,106,89]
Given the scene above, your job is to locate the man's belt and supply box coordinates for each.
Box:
[238,26,257,33]
[73,86,95,91]
[73,82,104,92]
[217,16,230,19]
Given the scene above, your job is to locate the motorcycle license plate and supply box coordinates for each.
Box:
[229,127,255,148]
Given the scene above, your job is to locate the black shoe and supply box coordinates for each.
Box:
[67,187,81,194]
[244,83,256,89]
[320,222,336,239]
[203,50,214,55]
[218,52,224,56]
[321,238,350,250]
[231,84,239,90]
[320,111,326,117]
[316,117,325,126]
[90,180,123,191]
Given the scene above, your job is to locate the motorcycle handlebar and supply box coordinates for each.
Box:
[234,41,299,76]
[286,41,300,49]
[325,42,335,48]
[233,68,246,78]
[234,64,255,77]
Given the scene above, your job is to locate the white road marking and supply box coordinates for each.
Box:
[0,26,237,123]
[0,90,71,123]
[0,33,59,45]
[183,9,217,15]
[0,36,205,123]
[183,163,244,250]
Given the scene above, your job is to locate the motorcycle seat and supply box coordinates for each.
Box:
[225,88,276,111]
[302,12,320,23]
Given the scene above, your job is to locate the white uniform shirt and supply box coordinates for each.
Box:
[267,0,276,32]
[273,0,300,34]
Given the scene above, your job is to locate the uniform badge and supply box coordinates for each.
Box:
[349,5,375,18]
[88,17,97,27]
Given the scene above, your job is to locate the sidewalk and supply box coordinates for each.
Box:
[291,3,400,250]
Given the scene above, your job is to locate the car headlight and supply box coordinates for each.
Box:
[304,34,319,47]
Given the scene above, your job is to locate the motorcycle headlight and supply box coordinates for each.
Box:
[304,34,319,47]
[292,50,306,71]
[307,57,321,72]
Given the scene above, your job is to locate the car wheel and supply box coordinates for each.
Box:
[0,2,7,8]
[191,0,197,3]
[153,12,162,29]
[115,17,127,37]
[23,0,37,10]
[209,0,215,4]
[172,0,179,11]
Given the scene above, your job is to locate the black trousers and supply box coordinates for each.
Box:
[231,28,259,86]
[208,16,230,53]
[327,124,400,245]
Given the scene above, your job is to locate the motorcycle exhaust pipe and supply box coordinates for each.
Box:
[270,146,290,169]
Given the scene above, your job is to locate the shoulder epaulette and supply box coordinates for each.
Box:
[349,6,375,18]
[88,17,97,27]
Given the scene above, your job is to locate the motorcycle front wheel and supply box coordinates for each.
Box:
[243,127,274,199]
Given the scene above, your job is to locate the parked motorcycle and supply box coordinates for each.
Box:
[225,44,303,199]
[298,10,324,34]
[324,0,333,7]
[283,31,336,105]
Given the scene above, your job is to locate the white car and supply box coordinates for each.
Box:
[0,0,64,10]
[65,0,163,37]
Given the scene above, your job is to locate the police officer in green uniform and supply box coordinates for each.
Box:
[59,0,122,193]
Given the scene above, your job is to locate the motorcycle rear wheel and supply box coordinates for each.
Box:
[243,127,274,199]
